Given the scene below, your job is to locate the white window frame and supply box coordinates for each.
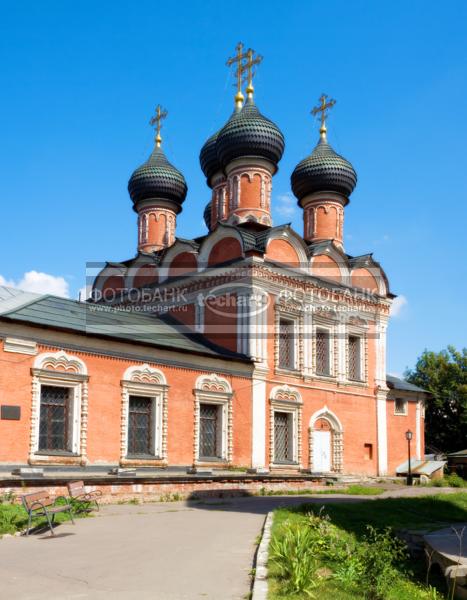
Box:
[197,400,228,461]
[30,351,88,464]
[278,316,297,371]
[274,300,303,374]
[36,381,80,454]
[314,324,334,377]
[121,365,168,465]
[193,374,233,465]
[126,393,164,458]
[394,397,408,416]
[347,333,363,381]
[269,385,302,469]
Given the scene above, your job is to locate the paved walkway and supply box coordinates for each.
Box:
[0,488,461,599]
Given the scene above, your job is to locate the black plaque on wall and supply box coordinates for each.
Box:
[1,405,21,420]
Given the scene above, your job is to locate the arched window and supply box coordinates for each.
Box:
[269,385,302,467]
[193,374,233,464]
[31,351,88,464]
[120,365,168,465]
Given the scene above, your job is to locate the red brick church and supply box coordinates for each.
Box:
[0,46,426,481]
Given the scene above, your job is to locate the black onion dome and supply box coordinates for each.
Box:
[291,137,357,201]
[216,98,285,169]
[203,201,212,230]
[128,146,187,206]
[199,131,221,181]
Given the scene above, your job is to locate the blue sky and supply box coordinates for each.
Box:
[1,0,466,374]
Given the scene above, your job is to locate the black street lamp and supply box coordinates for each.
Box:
[405,430,413,485]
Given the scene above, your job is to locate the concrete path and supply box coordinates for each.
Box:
[0,488,462,600]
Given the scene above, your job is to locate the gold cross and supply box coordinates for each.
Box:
[311,94,336,136]
[149,105,168,147]
[245,48,263,96]
[226,42,249,106]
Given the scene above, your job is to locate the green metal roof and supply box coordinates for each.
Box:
[0,287,249,361]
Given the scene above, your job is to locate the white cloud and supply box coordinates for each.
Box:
[0,274,15,287]
[390,294,408,317]
[78,285,90,301]
[275,193,297,218]
[0,271,69,298]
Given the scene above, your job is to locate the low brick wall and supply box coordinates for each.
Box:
[0,476,329,503]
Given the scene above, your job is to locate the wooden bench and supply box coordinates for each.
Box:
[67,480,102,512]
[21,491,74,536]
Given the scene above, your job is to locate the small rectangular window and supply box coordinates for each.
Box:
[39,385,70,452]
[128,396,153,456]
[199,403,220,459]
[348,335,362,381]
[316,329,331,375]
[278,318,295,370]
[394,398,408,415]
[274,411,293,463]
[364,443,373,460]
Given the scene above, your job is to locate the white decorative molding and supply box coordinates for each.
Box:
[122,364,166,386]
[34,350,87,375]
[416,400,422,460]
[4,337,37,355]
[376,391,388,475]
[270,385,302,404]
[194,373,232,394]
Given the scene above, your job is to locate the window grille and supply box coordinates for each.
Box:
[394,398,407,415]
[279,318,295,370]
[348,335,362,380]
[199,404,219,458]
[128,396,152,455]
[274,411,293,462]
[39,385,70,452]
[316,329,331,375]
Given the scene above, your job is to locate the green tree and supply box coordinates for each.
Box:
[405,346,467,453]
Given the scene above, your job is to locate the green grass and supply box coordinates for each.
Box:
[268,492,467,599]
[0,496,88,536]
[316,484,386,496]
[257,485,385,497]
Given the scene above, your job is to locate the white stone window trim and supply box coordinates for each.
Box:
[278,315,298,371]
[269,385,302,469]
[313,318,336,379]
[274,301,303,375]
[309,406,344,474]
[394,397,408,416]
[30,351,88,463]
[193,374,233,465]
[120,364,168,464]
[4,337,38,355]
[346,327,368,384]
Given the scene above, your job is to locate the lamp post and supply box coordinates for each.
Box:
[406,430,413,485]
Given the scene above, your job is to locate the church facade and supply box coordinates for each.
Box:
[0,47,426,478]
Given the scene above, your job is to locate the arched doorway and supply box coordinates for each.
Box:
[309,408,343,473]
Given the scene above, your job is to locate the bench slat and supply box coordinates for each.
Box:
[68,480,86,497]
[22,491,54,510]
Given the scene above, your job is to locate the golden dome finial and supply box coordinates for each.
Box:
[226,42,248,110]
[311,94,336,140]
[245,47,263,101]
[149,104,168,147]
